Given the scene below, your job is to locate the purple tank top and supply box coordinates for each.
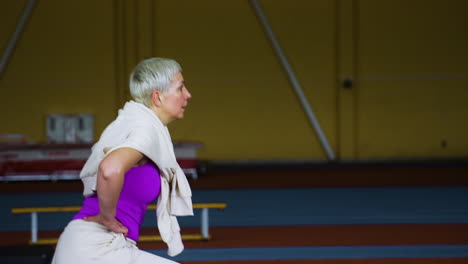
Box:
[73,161,161,241]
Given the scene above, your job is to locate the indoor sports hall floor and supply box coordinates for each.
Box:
[1,162,468,263]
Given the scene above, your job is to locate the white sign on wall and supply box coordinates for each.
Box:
[46,114,94,144]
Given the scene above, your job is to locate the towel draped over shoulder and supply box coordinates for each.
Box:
[80,101,193,257]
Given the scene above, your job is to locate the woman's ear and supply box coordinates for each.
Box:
[151,90,163,107]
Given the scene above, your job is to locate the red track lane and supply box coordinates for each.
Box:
[2,224,468,248]
[2,166,468,193]
[141,224,468,250]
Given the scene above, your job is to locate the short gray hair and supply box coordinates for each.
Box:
[129,57,182,107]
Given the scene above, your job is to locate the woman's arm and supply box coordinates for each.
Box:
[84,147,144,235]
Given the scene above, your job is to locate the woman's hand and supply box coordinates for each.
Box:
[84,214,128,236]
[90,147,143,237]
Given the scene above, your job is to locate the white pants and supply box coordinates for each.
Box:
[52,220,178,264]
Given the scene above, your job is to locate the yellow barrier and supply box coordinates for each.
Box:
[31,234,207,246]
[12,202,227,245]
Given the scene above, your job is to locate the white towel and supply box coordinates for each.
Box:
[80,101,193,257]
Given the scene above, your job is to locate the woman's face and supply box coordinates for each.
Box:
[160,72,192,123]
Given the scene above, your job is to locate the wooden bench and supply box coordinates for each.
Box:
[11,202,227,245]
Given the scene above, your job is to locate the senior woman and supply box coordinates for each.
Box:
[52,57,193,264]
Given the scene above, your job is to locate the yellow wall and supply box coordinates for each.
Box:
[0,0,117,141]
[152,0,337,160]
[356,0,468,158]
[1,0,467,161]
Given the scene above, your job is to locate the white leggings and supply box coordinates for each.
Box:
[52,220,178,264]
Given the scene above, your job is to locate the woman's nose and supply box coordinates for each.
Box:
[185,88,192,99]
